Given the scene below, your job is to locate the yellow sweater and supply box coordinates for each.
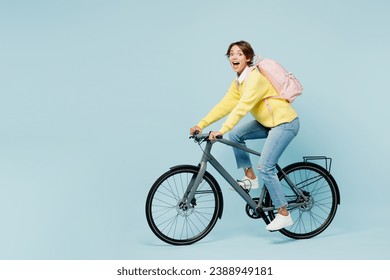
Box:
[197,68,298,134]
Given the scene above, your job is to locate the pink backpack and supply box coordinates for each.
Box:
[252,56,303,103]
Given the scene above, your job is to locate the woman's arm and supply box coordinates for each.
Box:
[196,81,240,130]
[219,70,268,134]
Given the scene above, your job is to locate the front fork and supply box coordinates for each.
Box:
[180,144,211,210]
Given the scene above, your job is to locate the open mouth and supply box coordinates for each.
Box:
[232,62,240,66]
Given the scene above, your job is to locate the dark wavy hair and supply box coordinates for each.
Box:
[225,40,255,66]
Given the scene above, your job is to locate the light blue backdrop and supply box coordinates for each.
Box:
[1,0,389,259]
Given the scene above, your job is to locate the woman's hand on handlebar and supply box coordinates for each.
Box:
[209,131,223,140]
[190,125,202,136]
[189,126,222,141]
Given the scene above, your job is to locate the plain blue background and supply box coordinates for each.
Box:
[1,0,389,259]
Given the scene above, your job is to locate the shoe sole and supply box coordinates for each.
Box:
[266,221,293,231]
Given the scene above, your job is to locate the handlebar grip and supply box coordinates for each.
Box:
[190,131,223,141]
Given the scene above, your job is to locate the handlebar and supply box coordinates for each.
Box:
[189,132,223,143]
[190,131,261,157]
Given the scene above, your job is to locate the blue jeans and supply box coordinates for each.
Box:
[228,118,300,209]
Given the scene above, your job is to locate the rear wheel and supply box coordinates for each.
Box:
[265,162,338,239]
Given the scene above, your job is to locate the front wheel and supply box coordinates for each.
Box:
[145,166,222,245]
[265,162,339,239]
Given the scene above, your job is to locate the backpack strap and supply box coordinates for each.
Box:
[254,55,265,66]
[235,66,257,89]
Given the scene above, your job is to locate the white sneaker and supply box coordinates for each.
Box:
[266,213,293,231]
[237,176,259,190]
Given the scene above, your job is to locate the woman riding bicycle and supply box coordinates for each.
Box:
[190,40,300,231]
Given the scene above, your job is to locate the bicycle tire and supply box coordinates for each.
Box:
[265,162,339,239]
[145,166,221,245]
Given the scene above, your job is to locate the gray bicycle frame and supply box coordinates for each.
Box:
[183,136,308,215]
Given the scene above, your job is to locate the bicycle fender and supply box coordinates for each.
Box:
[169,164,224,219]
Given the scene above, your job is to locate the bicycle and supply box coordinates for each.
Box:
[145,132,340,245]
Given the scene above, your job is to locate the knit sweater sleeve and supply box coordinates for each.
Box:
[197,81,240,129]
[219,70,269,134]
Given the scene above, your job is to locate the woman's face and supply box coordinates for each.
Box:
[228,45,249,75]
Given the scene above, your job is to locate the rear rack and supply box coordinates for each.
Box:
[303,156,332,173]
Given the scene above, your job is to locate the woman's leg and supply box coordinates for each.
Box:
[228,120,269,171]
[258,118,299,225]
[228,120,269,189]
